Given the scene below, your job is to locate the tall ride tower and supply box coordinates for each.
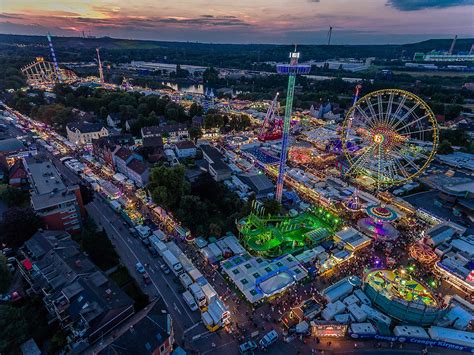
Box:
[275,48,311,202]
[46,32,62,83]
[96,48,104,84]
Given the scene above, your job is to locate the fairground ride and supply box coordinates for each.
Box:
[275,48,311,202]
[341,89,438,190]
[237,201,340,258]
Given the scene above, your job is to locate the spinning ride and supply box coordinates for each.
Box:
[341,89,438,190]
[358,204,399,241]
[364,269,447,326]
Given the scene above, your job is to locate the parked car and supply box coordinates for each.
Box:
[135,262,146,274]
[239,340,257,354]
[259,330,278,349]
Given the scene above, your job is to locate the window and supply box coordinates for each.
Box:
[244,263,252,269]
[241,278,248,285]
[276,262,283,267]
[232,269,240,275]
[252,272,260,279]
[265,266,272,273]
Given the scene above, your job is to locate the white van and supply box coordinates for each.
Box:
[189,283,206,307]
[182,290,198,311]
[179,273,193,289]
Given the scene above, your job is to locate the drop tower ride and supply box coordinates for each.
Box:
[275,47,311,202]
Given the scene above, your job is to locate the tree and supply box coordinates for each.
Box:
[189,102,203,118]
[203,67,219,84]
[209,223,222,237]
[79,183,94,205]
[0,207,44,247]
[438,140,453,155]
[0,254,12,293]
[0,305,29,352]
[0,187,29,207]
[148,165,189,210]
[188,126,202,142]
[176,195,209,232]
[263,199,282,216]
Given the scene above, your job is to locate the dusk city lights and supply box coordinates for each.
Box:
[0,0,473,354]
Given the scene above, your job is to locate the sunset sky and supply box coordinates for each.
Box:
[1,0,473,44]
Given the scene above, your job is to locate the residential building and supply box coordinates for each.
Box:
[94,299,174,355]
[8,159,28,187]
[17,230,134,348]
[200,144,232,182]
[125,119,138,132]
[126,159,149,187]
[141,124,188,142]
[174,140,196,158]
[92,134,134,169]
[113,147,142,175]
[66,122,109,146]
[24,156,85,232]
[113,147,149,187]
[141,135,164,163]
[106,113,121,128]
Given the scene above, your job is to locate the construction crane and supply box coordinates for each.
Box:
[469,44,474,55]
[96,48,104,84]
[327,27,333,46]
[448,35,457,55]
[275,46,311,202]
[258,93,281,141]
[46,32,62,83]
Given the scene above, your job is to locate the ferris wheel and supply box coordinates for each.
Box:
[341,89,438,189]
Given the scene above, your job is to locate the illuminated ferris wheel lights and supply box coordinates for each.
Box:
[341,89,438,188]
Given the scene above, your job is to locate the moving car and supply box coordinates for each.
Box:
[143,273,151,285]
[159,262,171,274]
[135,262,146,274]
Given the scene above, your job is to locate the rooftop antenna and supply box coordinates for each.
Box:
[327,27,333,46]
[46,32,62,83]
[96,48,104,84]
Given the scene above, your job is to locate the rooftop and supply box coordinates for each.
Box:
[21,230,133,339]
[127,159,148,175]
[67,121,106,133]
[24,156,66,194]
[98,299,172,355]
[141,123,187,137]
[0,137,25,152]
[238,173,273,194]
[175,140,196,150]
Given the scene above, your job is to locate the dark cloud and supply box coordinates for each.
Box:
[156,16,250,27]
[0,13,24,19]
[387,0,473,11]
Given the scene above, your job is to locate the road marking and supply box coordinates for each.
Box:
[183,321,203,334]
[201,340,237,355]
[191,330,211,341]
[174,302,182,315]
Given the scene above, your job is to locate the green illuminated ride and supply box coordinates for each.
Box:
[237,204,340,258]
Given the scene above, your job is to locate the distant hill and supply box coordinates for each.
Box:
[0,34,472,68]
